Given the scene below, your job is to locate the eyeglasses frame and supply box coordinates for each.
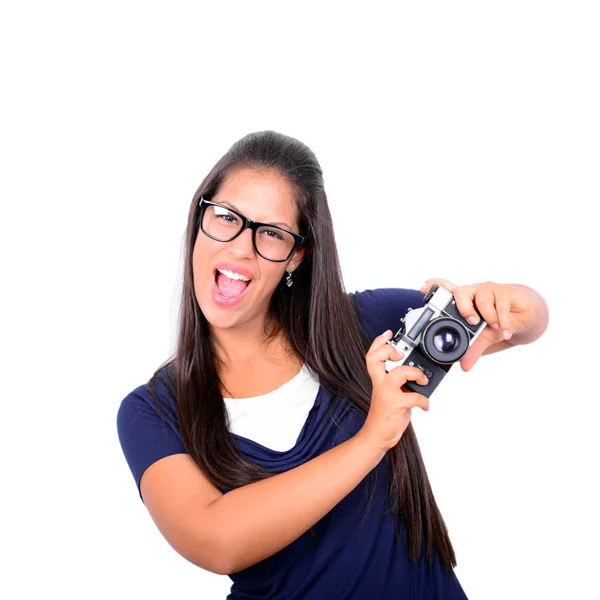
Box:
[198,197,307,263]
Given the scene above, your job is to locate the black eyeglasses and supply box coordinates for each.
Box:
[198,197,306,263]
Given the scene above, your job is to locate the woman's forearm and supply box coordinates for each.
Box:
[207,430,385,574]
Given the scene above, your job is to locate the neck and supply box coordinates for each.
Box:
[209,314,287,365]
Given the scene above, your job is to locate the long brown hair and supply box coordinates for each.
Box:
[148,130,457,572]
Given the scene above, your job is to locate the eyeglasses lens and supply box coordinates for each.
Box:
[202,204,295,261]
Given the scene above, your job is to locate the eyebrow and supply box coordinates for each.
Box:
[219,200,293,230]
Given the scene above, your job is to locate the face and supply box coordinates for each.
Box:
[192,168,304,334]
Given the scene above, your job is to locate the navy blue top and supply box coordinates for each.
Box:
[117,288,469,600]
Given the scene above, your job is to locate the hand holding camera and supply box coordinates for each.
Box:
[359,329,431,453]
[384,284,488,398]
[359,284,488,452]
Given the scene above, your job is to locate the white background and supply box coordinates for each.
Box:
[1,1,598,599]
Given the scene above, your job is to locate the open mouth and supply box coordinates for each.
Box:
[214,268,252,299]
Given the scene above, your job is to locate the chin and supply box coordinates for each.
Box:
[206,308,243,329]
[195,288,245,330]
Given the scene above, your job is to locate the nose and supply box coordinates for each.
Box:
[227,226,255,259]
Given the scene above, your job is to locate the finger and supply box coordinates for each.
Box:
[460,330,495,371]
[369,344,404,364]
[400,392,430,412]
[420,278,458,293]
[388,364,429,387]
[473,283,499,329]
[493,286,512,340]
[366,330,394,355]
[452,285,481,325]
[366,339,404,381]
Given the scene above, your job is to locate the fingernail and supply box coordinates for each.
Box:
[491,323,500,330]
[503,329,511,340]
[467,316,479,325]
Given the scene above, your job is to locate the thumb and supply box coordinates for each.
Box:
[460,332,494,372]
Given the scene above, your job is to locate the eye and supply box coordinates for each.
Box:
[217,213,237,223]
[213,207,241,224]
[261,228,285,241]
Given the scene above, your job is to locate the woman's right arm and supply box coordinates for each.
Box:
[141,431,385,575]
[141,331,429,575]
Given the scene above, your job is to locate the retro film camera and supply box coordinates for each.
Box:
[385,285,487,398]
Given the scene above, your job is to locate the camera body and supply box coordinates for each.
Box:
[385,285,487,398]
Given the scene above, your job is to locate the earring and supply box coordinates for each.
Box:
[286,268,293,288]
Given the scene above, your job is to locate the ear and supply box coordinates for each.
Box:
[288,247,305,272]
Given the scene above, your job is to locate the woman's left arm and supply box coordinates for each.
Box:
[420,279,550,372]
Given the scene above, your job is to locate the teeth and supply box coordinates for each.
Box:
[217,269,251,282]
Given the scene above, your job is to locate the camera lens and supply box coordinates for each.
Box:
[422,318,470,364]
[433,328,458,353]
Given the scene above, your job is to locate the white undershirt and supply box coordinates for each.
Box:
[223,363,321,452]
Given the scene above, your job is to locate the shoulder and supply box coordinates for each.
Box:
[117,367,179,430]
[116,365,187,499]
[348,287,425,341]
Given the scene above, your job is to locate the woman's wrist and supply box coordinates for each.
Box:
[352,426,389,467]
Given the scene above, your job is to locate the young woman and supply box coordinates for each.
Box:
[117,130,549,599]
